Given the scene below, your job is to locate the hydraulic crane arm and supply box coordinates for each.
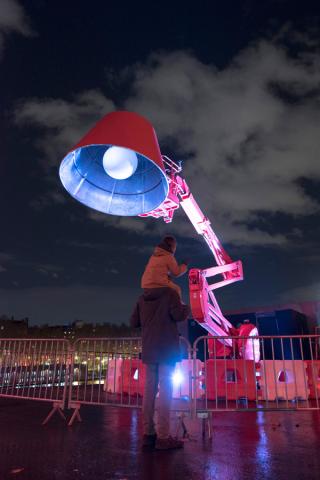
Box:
[139,156,243,344]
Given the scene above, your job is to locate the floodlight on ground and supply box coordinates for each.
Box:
[172,369,184,387]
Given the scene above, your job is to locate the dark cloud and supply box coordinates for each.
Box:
[0,0,34,56]
[3,6,320,325]
[14,35,320,246]
[15,90,115,168]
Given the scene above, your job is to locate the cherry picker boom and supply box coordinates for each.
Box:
[139,156,243,346]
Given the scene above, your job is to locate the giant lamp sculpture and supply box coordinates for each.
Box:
[60,111,247,349]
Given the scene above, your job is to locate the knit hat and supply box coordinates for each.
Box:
[157,235,177,253]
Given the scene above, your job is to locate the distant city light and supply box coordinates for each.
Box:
[102,146,138,180]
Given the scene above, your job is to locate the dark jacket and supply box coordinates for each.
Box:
[130,287,191,365]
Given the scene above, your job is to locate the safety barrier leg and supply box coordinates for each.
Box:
[65,345,83,426]
[197,411,212,440]
[42,340,71,425]
[205,412,213,440]
[68,402,82,426]
[175,412,189,439]
[42,401,66,425]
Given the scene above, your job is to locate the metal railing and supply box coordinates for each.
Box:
[0,335,319,426]
[66,336,192,425]
[193,335,320,416]
[0,338,69,423]
[68,337,142,408]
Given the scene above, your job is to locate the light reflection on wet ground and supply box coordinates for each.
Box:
[0,399,319,480]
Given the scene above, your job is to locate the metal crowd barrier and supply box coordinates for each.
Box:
[0,334,319,427]
[193,335,320,418]
[67,336,192,426]
[0,338,69,424]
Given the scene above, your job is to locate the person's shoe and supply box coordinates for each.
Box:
[155,436,184,450]
[142,434,157,449]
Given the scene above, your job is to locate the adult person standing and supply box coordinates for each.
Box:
[130,285,191,450]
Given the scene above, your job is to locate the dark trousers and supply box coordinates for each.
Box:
[142,363,174,439]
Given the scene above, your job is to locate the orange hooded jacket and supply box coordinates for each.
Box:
[141,247,187,289]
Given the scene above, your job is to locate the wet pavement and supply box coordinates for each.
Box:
[0,398,319,480]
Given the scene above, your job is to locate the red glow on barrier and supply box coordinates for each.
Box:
[119,359,146,396]
[306,361,320,399]
[205,359,257,401]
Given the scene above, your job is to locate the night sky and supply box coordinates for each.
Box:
[1,0,320,326]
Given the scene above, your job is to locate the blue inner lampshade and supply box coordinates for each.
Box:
[59,145,169,216]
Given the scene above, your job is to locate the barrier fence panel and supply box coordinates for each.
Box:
[67,336,193,425]
[0,338,70,423]
[192,335,320,415]
[3,334,318,425]
[68,337,143,409]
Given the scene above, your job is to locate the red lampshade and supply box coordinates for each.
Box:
[59,111,169,216]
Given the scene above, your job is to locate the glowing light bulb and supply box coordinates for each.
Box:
[102,146,138,180]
